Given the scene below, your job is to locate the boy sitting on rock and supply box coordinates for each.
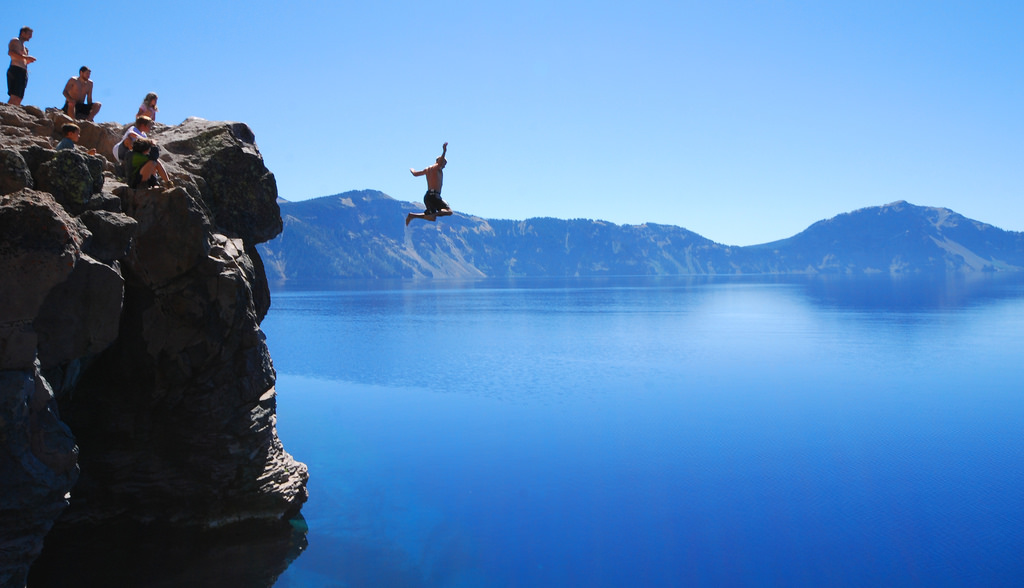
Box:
[128,138,171,188]
[55,123,96,155]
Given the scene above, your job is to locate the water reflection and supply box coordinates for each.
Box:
[28,516,307,587]
[270,272,1024,313]
[796,272,1024,311]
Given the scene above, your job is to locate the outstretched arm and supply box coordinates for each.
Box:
[410,167,426,176]
[441,142,447,158]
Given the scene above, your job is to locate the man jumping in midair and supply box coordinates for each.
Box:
[406,142,452,226]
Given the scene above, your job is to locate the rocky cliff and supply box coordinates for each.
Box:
[0,104,307,587]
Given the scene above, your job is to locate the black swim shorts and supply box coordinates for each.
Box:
[64,101,93,119]
[423,190,449,215]
[7,66,27,99]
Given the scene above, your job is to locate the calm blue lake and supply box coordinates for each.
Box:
[265,275,1024,588]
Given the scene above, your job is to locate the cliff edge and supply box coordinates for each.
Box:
[0,103,307,587]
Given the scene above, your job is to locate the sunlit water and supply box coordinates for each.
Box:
[265,275,1024,587]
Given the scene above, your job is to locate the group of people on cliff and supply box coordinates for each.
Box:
[11,25,451,219]
[8,26,169,189]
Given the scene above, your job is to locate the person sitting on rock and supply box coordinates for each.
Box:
[113,115,153,178]
[128,138,170,188]
[56,123,96,155]
[62,66,101,121]
[137,92,158,120]
[56,123,79,150]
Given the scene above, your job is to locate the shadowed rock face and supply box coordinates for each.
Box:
[0,103,307,586]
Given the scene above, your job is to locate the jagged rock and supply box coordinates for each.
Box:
[79,209,137,263]
[0,190,85,370]
[0,149,33,195]
[33,149,105,211]
[82,152,104,195]
[246,241,273,322]
[0,103,52,145]
[0,365,78,588]
[0,190,92,585]
[117,185,213,288]
[43,110,121,163]
[20,145,56,179]
[157,117,282,244]
[34,254,124,368]
[59,219,308,527]
[82,191,123,213]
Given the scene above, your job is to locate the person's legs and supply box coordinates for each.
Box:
[121,147,133,182]
[154,160,169,184]
[7,66,26,105]
[424,192,452,217]
[424,191,449,214]
[139,161,157,184]
[136,161,171,187]
[71,102,100,121]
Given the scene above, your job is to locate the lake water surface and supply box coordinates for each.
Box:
[265,275,1024,587]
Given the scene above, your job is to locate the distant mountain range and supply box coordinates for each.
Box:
[255,191,1024,281]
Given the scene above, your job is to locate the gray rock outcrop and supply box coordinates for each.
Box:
[0,103,307,587]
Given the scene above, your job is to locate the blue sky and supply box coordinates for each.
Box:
[7,1,1022,245]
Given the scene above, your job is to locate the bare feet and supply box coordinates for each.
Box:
[406,212,441,226]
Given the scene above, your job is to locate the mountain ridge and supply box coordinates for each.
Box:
[257,191,1024,280]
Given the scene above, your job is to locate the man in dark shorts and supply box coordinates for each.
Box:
[406,142,452,226]
[7,27,35,105]
[62,66,102,121]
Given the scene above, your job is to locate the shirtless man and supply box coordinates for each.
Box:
[7,27,35,105]
[63,66,102,121]
[406,142,452,226]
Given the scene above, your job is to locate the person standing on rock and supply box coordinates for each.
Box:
[405,142,452,226]
[62,66,102,121]
[7,27,35,105]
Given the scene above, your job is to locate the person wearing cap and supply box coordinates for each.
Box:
[406,142,452,225]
